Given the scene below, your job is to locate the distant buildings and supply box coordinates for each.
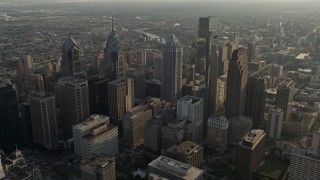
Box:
[177,96,204,144]
[266,107,283,139]
[58,77,89,136]
[289,148,320,180]
[0,82,19,152]
[228,116,253,146]
[73,115,118,158]
[235,129,266,180]
[29,92,58,149]
[162,33,183,105]
[148,156,203,180]
[166,141,203,168]
[207,116,228,151]
[81,154,116,180]
[225,48,248,119]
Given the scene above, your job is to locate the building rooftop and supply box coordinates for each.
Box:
[82,124,117,140]
[81,154,115,172]
[58,76,87,84]
[254,159,289,180]
[208,116,228,123]
[29,92,54,99]
[292,147,320,160]
[108,77,131,85]
[73,114,109,130]
[240,129,265,149]
[167,141,202,156]
[148,156,203,179]
[178,95,203,105]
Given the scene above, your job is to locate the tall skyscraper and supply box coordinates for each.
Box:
[88,76,109,116]
[107,77,134,137]
[225,48,248,119]
[207,116,228,151]
[289,148,320,180]
[148,156,204,180]
[61,36,82,76]
[247,42,256,62]
[161,119,185,151]
[19,103,33,145]
[235,129,266,180]
[122,104,152,147]
[228,116,253,146]
[162,33,183,105]
[104,19,125,81]
[177,96,204,144]
[276,80,295,122]
[29,92,58,149]
[81,154,116,180]
[126,68,146,100]
[266,107,283,139]
[0,82,19,152]
[245,76,266,128]
[73,115,118,158]
[58,77,89,136]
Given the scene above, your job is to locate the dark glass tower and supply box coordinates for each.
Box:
[0,82,19,152]
[61,36,81,76]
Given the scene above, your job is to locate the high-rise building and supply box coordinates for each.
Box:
[266,107,283,139]
[81,154,116,180]
[107,77,134,137]
[247,42,256,62]
[0,82,19,152]
[225,48,248,119]
[148,156,203,180]
[166,141,204,168]
[122,104,152,147]
[207,116,228,151]
[161,119,185,151]
[61,36,82,76]
[73,115,118,158]
[289,148,320,180]
[146,79,161,98]
[245,76,266,128]
[276,80,295,122]
[136,50,147,66]
[88,76,109,116]
[29,92,58,149]
[19,103,33,145]
[58,77,89,136]
[154,54,163,81]
[235,129,266,180]
[217,44,230,76]
[228,116,253,146]
[126,68,146,100]
[177,96,204,144]
[162,33,183,105]
[310,129,320,151]
[104,21,125,81]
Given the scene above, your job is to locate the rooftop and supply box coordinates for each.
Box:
[178,95,203,105]
[58,76,87,84]
[254,159,289,180]
[292,147,320,160]
[240,129,265,149]
[167,141,202,156]
[81,154,115,172]
[73,114,109,129]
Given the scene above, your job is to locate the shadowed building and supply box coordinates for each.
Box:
[81,154,116,180]
[61,36,83,76]
[247,42,256,62]
[225,48,248,119]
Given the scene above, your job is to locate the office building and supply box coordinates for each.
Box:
[276,80,295,121]
[61,36,83,76]
[166,141,203,168]
[235,129,266,180]
[207,116,228,151]
[107,77,134,137]
[162,33,183,105]
[148,156,203,180]
[104,21,125,81]
[81,154,116,180]
[58,77,89,136]
[198,16,218,39]
[289,148,320,180]
[122,104,152,147]
[0,82,19,152]
[217,44,230,76]
[29,92,58,149]
[19,103,33,145]
[126,68,146,100]
[136,50,147,66]
[310,129,320,151]
[177,96,204,144]
[146,79,161,98]
[161,119,185,151]
[88,76,109,116]
[245,76,266,128]
[228,116,253,146]
[247,42,256,62]
[73,114,118,158]
[225,48,248,119]
[266,107,283,139]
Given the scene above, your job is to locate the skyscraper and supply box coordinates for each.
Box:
[107,77,134,137]
[162,33,183,105]
[61,36,82,76]
[235,129,266,180]
[207,116,228,151]
[29,92,58,149]
[58,77,89,136]
[225,48,248,119]
[266,107,283,139]
[276,80,295,122]
[245,76,266,128]
[88,76,109,116]
[177,96,204,144]
[247,42,256,62]
[126,68,146,100]
[228,116,253,146]
[104,19,125,81]
[0,82,19,152]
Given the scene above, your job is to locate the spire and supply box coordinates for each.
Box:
[63,35,79,51]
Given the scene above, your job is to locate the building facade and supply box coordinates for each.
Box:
[81,154,116,180]
[61,36,83,76]
[266,107,283,139]
[228,116,253,146]
[207,116,228,151]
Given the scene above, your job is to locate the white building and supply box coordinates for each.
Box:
[266,107,283,139]
[73,114,118,158]
[177,96,204,144]
[207,116,228,150]
[29,92,58,149]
